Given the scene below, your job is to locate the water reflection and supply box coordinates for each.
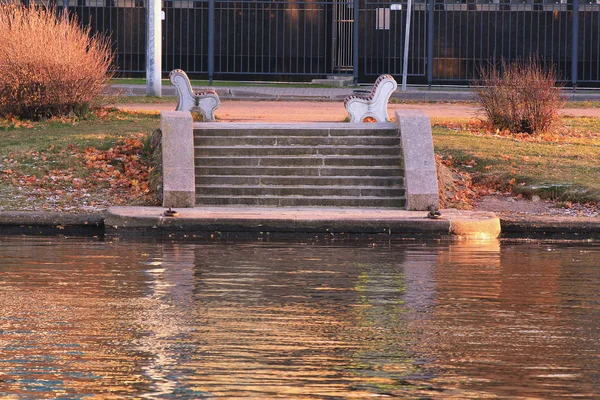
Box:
[0,237,598,398]
[0,238,152,396]
[428,242,600,398]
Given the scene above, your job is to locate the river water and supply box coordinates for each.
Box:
[0,236,598,398]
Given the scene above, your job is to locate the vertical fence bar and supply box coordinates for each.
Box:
[572,0,579,88]
[402,0,412,91]
[353,0,359,82]
[427,0,433,86]
[146,0,162,96]
[208,0,215,84]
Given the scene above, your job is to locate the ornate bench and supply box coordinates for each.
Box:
[169,69,219,122]
[344,74,398,123]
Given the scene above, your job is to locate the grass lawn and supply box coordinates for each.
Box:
[566,101,600,109]
[432,116,600,204]
[0,109,160,212]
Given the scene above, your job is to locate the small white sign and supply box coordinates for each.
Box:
[376,8,390,30]
[390,4,402,10]
[161,11,165,20]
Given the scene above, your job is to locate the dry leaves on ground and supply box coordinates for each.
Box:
[0,136,158,212]
[434,118,600,142]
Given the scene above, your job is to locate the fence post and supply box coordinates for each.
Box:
[427,0,433,87]
[571,0,579,89]
[402,0,412,91]
[146,0,162,96]
[353,0,359,84]
[208,0,215,85]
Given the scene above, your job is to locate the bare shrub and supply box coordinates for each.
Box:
[474,58,565,135]
[0,5,114,120]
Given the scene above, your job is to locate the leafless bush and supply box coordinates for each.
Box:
[474,58,565,135]
[0,5,114,120]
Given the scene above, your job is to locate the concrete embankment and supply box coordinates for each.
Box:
[2,209,600,240]
[0,212,104,236]
[103,206,501,240]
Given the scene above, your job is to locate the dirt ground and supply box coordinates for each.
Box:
[216,101,481,122]
[122,100,600,122]
[120,100,600,217]
[214,101,600,122]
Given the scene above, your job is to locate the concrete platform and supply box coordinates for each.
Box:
[105,206,501,240]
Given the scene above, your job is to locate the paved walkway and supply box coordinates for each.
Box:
[110,84,600,121]
[117,100,600,122]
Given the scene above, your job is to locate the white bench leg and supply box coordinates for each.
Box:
[346,101,371,123]
[196,96,219,122]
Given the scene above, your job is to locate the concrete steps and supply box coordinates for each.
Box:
[193,123,406,208]
[195,156,403,167]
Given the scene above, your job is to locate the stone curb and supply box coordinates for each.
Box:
[500,215,600,239]
[103,206,500,240]
[0,211,104,236]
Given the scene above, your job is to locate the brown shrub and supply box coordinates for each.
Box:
[0,5,114,120]
[474,58,565,135]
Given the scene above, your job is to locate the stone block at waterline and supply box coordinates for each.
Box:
[161,111,195,208]
[395,110,439,211]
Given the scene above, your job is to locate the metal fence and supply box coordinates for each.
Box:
[23,0,600,85]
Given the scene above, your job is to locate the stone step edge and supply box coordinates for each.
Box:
[194,132,400,138]
[194,156,403,160]
[196,175,402,181]
[195,164,402,167]
[194,167,405,175]
[195,175,404,182]
[195,145,400,149]
[194,135,399,138]
[195,195,406,199]
[193,122,395,130]
[196,184,404,189]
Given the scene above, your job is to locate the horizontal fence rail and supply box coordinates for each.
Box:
[24,0,600,85]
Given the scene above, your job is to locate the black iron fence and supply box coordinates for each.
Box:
[45,0,600,85]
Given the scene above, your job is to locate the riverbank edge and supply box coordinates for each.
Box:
[1,208,599,240]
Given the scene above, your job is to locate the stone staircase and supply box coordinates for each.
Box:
[193,123,406,208]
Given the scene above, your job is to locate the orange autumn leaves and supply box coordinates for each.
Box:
[80,137,152,200]
[436,153,519,210]
[0,136,157,208]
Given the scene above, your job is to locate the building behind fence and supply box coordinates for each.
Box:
[11,0,600,85]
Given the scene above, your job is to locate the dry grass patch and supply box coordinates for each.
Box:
[433,116,600,207]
